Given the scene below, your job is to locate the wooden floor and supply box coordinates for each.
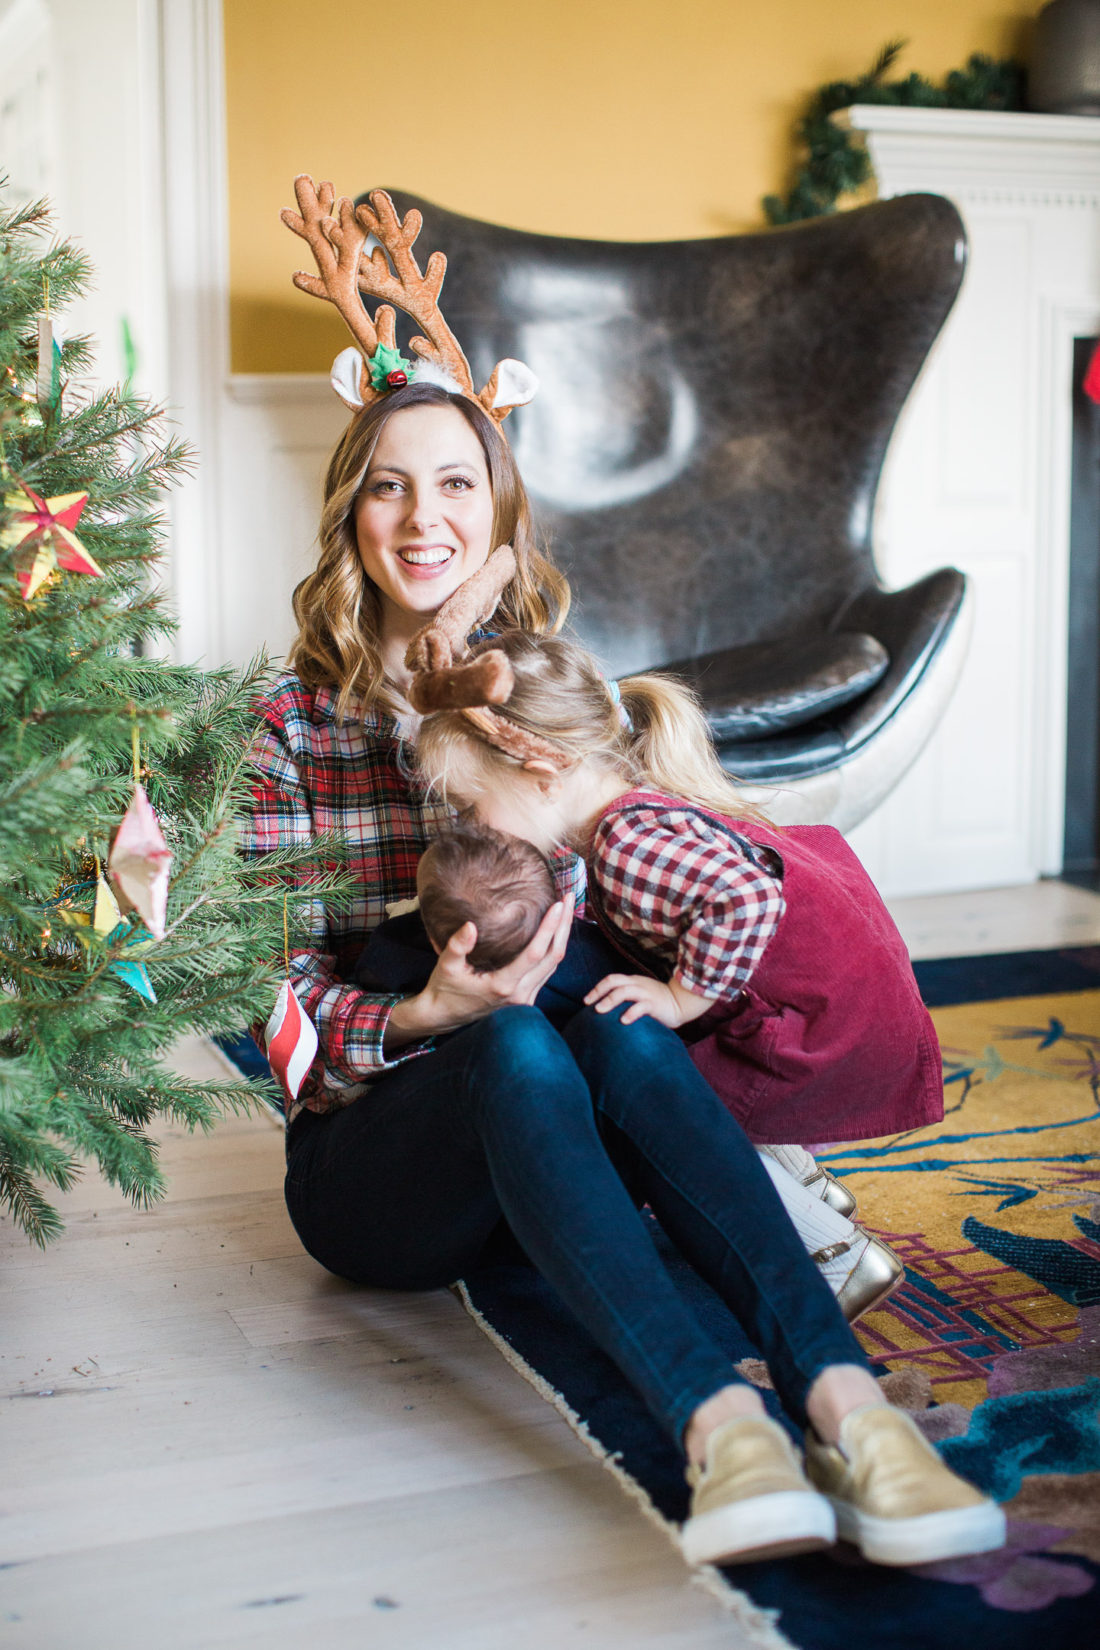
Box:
[5,879,1100,1649]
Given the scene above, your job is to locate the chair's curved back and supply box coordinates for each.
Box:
[378,192,967,677]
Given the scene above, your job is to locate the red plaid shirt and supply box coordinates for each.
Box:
[243,672,584,1125]
[588,791,785,1000]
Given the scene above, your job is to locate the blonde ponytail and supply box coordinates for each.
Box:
[618,673,770,820]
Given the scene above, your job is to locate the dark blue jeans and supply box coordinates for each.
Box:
[285,991,868,1449]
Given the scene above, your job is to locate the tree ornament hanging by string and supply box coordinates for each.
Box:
[2,483,102,600]
[108,723,172,940]
[107,950,157,1003]
[265,893,318,1102]
[36,304,65,415]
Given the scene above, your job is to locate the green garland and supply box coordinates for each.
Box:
[763,41,1025,226]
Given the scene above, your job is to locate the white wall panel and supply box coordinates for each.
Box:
[845,107,1100,894]
[217,382,348,669]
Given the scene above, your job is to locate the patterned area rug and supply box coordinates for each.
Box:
[458,949,1100,1649]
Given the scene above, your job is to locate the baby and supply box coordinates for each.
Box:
[417,818,557,972]
[353,819,559,998]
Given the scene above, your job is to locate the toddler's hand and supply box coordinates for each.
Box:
[584,972,714,1028]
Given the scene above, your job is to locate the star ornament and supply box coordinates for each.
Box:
[108,784,173,940]
[2,485,103,601]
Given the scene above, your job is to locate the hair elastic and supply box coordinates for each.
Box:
[605,675,634,734]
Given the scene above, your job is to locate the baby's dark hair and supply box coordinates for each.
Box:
[417,819,557,973]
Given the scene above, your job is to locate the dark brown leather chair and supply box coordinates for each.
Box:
[370,190,971,828]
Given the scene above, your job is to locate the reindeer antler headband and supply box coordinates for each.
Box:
[404,546,572,773]
[281,176,538,422]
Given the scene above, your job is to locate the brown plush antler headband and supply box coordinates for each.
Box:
[405,547,572,772]
[281,176,539,421]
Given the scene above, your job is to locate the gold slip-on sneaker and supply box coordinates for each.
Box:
[681,1415,836,1567]
[804,1404,1007,1566]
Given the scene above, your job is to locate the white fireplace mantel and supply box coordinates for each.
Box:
[841,105,1100,190]
[833,105,1100,896]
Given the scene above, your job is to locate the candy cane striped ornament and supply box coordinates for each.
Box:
[265,892,318,1102]
[265,979,318,1102]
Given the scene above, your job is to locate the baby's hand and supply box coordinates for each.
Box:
[584,972,714,1028]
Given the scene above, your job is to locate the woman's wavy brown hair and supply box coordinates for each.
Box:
[289,382,570,722]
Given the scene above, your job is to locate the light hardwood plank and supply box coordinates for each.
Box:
[887,877,1100,960]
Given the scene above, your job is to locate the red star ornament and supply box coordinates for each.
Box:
[3,485,103,600]
[108,784,173,940]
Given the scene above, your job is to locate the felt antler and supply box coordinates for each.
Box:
[354,190,476,398]
[281,177,391,410]
[406,546,516,707]
[282,175,539,422]
[405,547,572,771]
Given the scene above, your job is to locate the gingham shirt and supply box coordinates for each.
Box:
[242,671,584,1126]
[589,792,786,1000]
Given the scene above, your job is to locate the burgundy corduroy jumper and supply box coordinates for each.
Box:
[586,791,944,1149]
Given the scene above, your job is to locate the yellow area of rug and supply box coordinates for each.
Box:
[823,990,1100,1407]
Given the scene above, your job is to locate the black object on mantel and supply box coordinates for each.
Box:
[1030,0,1100,115]
[366,189,969,816]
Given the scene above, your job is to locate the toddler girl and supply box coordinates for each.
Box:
[414,628,945,1307]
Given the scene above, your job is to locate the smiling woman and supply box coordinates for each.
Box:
[353,403,496,653]
[287,381,569,725]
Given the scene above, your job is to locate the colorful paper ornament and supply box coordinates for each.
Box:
[2,484,103,600]
[1085,341,1100,404]
[104,918,157,1002]
[36,311,64,413]
[107,955,156,1003]
[108,784,172,940]
[93,870,122,937]
[265,979,318,1101]
[43,866,157,1002]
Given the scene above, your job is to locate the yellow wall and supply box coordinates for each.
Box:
[224,0,1040,373]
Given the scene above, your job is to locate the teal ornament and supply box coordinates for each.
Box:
[104,918,157,1001]
[107,957,156,1002]
[366,342,414,392]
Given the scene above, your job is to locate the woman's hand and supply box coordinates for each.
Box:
[384,894,575,1049]
[584,972,716,1029]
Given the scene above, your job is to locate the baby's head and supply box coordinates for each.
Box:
[416,818,557,973]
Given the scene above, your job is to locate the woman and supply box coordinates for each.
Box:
[243,380,1004,1569]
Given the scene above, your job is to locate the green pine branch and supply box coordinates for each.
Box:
[0,186,351,1244]
[763,44,1026,226]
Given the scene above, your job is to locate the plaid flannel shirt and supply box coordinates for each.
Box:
[589,796,785,1000]
[242,672,585,1126]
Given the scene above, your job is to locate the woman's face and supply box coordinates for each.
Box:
[354,403,495,627]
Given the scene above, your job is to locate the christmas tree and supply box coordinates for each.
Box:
[0,190,341,1244]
